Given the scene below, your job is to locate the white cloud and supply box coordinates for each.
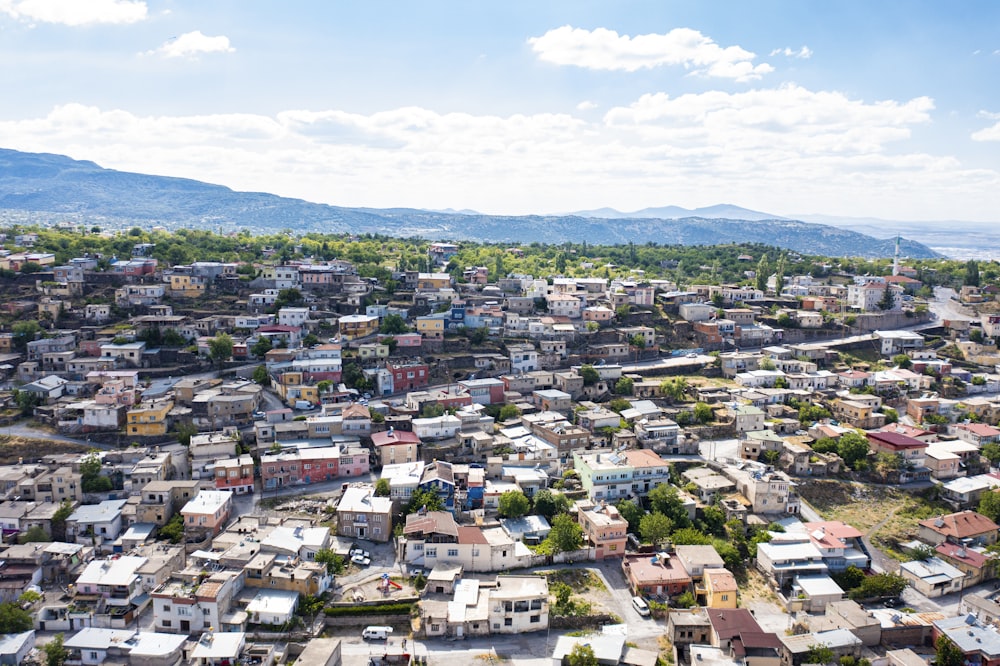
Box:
[769,46,813,59]
[576,100,598,111]
[0,0,146,25]
[146,30,234,58]
[0,91,997,222]
[972,112,1000,141]
[528,25,774,81]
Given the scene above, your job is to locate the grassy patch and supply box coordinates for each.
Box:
[541,569,607,592]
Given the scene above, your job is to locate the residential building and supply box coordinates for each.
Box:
[372,429,421,467]
[181,490,234,538]
[336,486,392,542]
[214,456,255,494]
[917,510,999,547]
[577,503,628,560]
[621,553,691,599]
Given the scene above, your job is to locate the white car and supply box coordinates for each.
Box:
[686,352,699,358]
[351,554,371,566]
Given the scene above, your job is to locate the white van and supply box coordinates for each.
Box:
[362,626,393,641]
[632,596,650,617]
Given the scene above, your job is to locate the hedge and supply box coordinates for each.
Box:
[323,603,414,617]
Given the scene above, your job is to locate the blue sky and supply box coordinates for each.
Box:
[1,0,999,222]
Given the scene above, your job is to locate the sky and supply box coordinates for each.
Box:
[1,0,1000,222]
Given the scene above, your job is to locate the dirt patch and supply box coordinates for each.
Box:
[741,568,779,605]
[0,435,88,464]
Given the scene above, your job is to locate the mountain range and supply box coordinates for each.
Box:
[0,147,941,259]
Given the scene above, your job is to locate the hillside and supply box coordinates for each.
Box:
[0,148,939,258]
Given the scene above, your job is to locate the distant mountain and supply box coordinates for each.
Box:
[0,147,940,258]
[572,204,785,222]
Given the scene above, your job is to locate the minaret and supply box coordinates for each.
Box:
[892,234,900,277]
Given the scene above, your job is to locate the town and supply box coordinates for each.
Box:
[0,228,1000,666]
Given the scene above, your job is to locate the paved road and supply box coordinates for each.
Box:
[928,286,973,323]
[1,420,116,449]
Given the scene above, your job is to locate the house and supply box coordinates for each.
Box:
[246,588,299,626]
[66,499,127,552]
[418,575,548,639]
[181,490,234,538]
[932,616,1000,666]
[798,521,871,572]
[674,545,726,581]
[261,525,331,561]
[621,553,692,599]
[706,608,764,652]
[151,572,242,634]
[866,431,931,483]
[935,542,997,587]
[790,575,845,612]
[703,569,738,609]
[917,510,999,547]
[731,404,765,434]
[778,629,862,666]
[214,455,255,494]
[756,537,827,588]
[336,485,392,542]
[956,423,1000,447]
[577,503,629,560]
[73,555,147,609]
[337,314,379,341]
[0,631,34,666]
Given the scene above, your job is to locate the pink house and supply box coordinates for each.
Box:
[181,490,234,537]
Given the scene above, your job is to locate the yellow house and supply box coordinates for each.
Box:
[338,314,379,341]
[273,371,320,407]
[702,568,738,608]
[416,273,452,290]
[127,399,174,436]
[169,274,206,297]
[416,317,445,340]
[359,343,390,360]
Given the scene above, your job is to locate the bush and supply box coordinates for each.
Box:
[323,602,414,617]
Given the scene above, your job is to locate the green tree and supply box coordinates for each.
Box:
[498,404,522,421]
[374,478,391,497]
[579,364,600,386]
[608,397,631,413]
[615,499,644,533]
[648,484,692,529]
[532,489,570,520]
[837,432,871,470]
[252,364,270,385]
[547,513,584,553]
[979,491,1000,522]
[13,389,41,416]
[0,602,32,632]
[936,636,966,666]
[832,565,867,592]
[43,633,68,666]
[804,645,834,665]
[498,490,530,518]
[163,328,187,346]
[892,354,913,369]
[762,449,781,465]
[251,336,273,357]
[405,488,445,514]
[694,402,713,424]
[756,255,770,292]
[51,500,73,541]
[380,314,409,335]
[175,421,198,446]
[849,572,907,600]
[18,525,51,543]
[315,548,346,575]
[774,254,786,294]
[670,527,713,545]
[158,514,184,544]
[798,402,831,425]
[614,377,634,395]
[883,407,899,424]
[208,333,234,367]
[566,643,598,666]
[983,442,1000,468]
[966,259,981,287]
[659,377,688,403]
[674,591,697,609]
[639,512,673,547]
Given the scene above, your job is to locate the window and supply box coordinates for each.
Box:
[530,615,540,623]
[721,594,729,601]
[162,620,172,627]
[530,599,542,610]
[426,548,437,558]
[447,549,458,557]
[504,618,512,627]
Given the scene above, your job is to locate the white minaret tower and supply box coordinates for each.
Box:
[892,234,901,277]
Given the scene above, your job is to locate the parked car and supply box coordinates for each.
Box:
[351,554,371,566]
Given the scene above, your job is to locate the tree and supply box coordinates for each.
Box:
[762,449,781,465]
[850,572,907,600]
[639,512,673,547]
[756,255,770,292]
[660,377,688,403]
[616,499,644,533]
[532,489,570,520]
[774,254,786,294]
[208,333,234,367]
[380,314,409,335]
[837,432,871,470]
[966,259,981,287]
[614,377,634,395]
[892,354,913,369]
[648,484,692,529]
[0,602,32,633]
[983,442,1000,468]
[629,334,647,361]
[13,389,41,416]
[694,402,713,424]
[158,514,184,544]
[608,397,631,413]
[498,404,522,421]
[43,633,68,666]
[18,525,51,543]
[405,488,445,514]
[832,565,866,592]
[51,500,73,541]
[315,548,345,575]
[252,364,269,385]
[670,527,712,545]
[936,636,966,666]
[674,591,697,609]
[877,283,896,311]
[566,643,598,666]
[804,645,834,665]
[979,491,1000,522]
[579,364,600,386]
[498,490,530,519]
[80,451,112,493]
[798,402,831,425]
[251,336,273,357]
[374,478,391,497]
[548,513,583,553]
[273,288,304,310]
[883,407,899,424]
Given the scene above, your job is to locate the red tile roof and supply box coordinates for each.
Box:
[918,510,999,539]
